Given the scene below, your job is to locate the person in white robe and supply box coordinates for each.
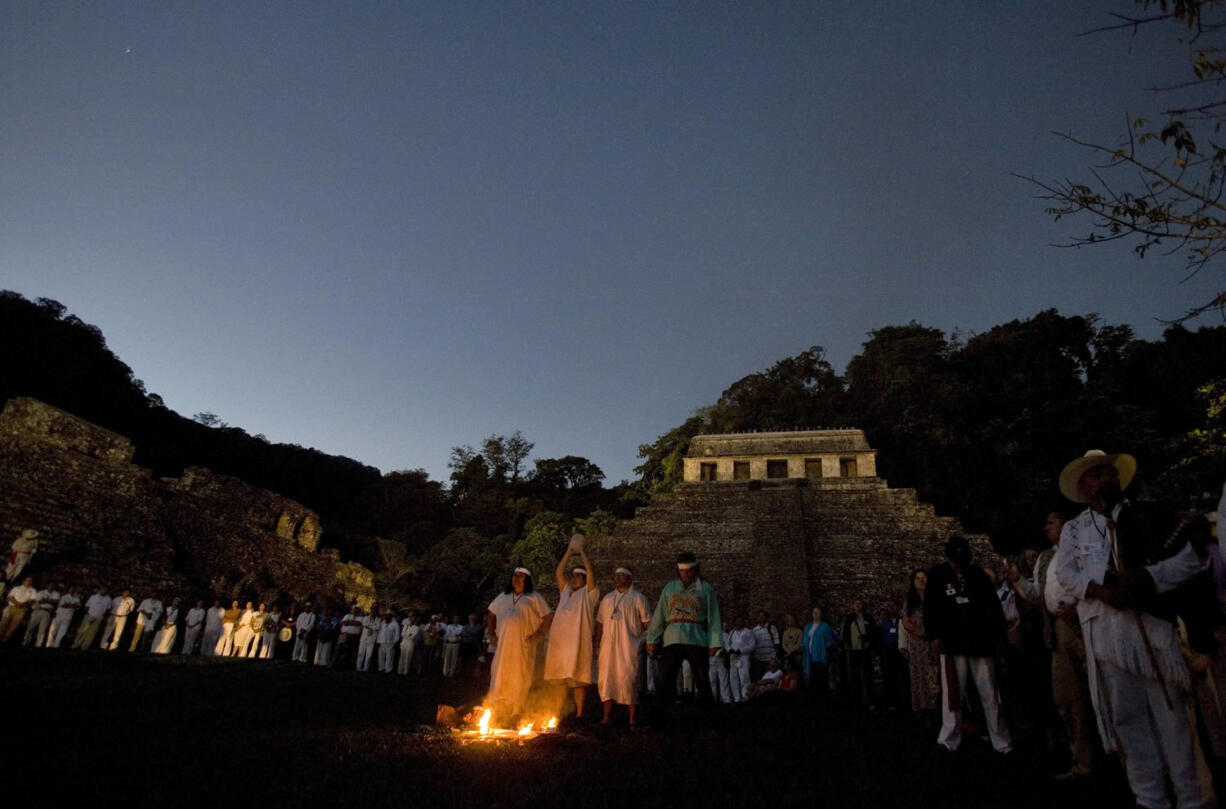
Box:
[181,601,206,654]
[487,567,553,723]
[543,534,600,719]
[595,567,651,725]
[152,598,181,654]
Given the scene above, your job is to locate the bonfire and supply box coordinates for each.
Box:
[439,705,560,745]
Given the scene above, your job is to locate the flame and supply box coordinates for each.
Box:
[545,716,559,730]
[517,722,534,737]
[477,708,492,736]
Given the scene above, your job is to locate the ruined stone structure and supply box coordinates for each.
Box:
[683,430,878,482]
[0,398,375,608]
[591,431,995,622]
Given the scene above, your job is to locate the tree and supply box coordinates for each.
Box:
[532,456,606,490]
[1024,0,1226,321]
[508,510,572,586]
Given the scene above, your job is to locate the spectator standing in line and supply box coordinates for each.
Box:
[337,605,362,669]
[23,582,58,647]
[781,613,803,673]
[726,614,756,703]
[840,600,878,710]
[215,600,240,656]
[72,587,109,650]
[101,589,135,651]
[901,570,940,727]
[460,613,483,678]
[181,600,206,655]
[378,609,400,672]
[750,610,782,682]
[152,597,181,654]
[925,536,1013,754]
[129,594,163,653]
[398,611,421,675]
[293,603,316,663]
[0,576,37,643]
[802,606,839,707]
[201,599,224,657]
[47,585,80,648]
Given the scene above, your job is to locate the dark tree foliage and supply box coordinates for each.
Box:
[638,309,1226,552]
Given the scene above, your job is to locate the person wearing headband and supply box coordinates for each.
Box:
[596,566,651,725]
[544,534,599,720]
[486,567,553,723]
[646,551,723,719]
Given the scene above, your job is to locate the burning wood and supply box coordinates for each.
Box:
[438,705,560,745]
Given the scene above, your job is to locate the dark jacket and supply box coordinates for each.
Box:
[923,561,1003,657]
[839,611,878,650]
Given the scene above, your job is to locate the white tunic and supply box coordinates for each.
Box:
[544,585,599,684]
[596,586,651,705]
[487,591,552,717]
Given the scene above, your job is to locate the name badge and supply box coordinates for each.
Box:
[955,597,969,605]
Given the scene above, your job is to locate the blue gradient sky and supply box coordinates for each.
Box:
[3,1,1218,484]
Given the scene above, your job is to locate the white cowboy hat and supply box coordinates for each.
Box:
[1058,450,1137,503]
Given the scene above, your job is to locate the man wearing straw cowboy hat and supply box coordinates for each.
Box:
[1054,450,1210,809]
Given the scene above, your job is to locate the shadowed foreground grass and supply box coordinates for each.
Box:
[5,650,1130,808]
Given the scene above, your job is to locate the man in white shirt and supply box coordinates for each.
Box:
[73,588,110,649]
[441,614,464,677]
[356,607,380,671]
[101,589,135,651]
[260,606,280,659]
[23,583,59,647]
[293,603,316,663]
[47,585,81,648]
[378,610,401,673]
[129,596,164,653]
[0,577,37,643]
[181,600,206,655]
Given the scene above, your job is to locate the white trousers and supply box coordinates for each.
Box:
[24,609,51,646]
[102,615,128,650]
[215,624,236,656]
[47,611,74,648]
[293,634,311,662]
[729,654,751,702]
[356,637,376,671]
[152,625,177,654]
[709,657,731,703]
[315,639,333,666]
[442,642,460,676]
[397,640,415,674]
[233,627,253,657]
[379,642,397,673]
[181,626,202,655]
[201,628,221,656]
[1100,659,1207,809]
[937,654,1013,753]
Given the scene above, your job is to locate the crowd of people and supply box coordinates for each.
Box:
[4,448,1226,808]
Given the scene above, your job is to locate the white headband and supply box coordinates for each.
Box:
[571,567,587,576]
[514,567,531,576]
[615,567,632,577]
[677,561,696,570]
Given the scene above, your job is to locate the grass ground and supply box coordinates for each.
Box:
[4,649,1132,808]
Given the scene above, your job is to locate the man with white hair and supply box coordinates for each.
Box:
[1055,450,1212,809]
[544,534,599,719]
[595,566,651,725]
[646,551,723,716]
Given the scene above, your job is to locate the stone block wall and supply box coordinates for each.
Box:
[589,477,997,624]
[0,398,375,609]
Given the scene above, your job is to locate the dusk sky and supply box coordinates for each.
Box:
[3,1,1219,485]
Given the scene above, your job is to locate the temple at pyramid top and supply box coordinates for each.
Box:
[683,429,878,483]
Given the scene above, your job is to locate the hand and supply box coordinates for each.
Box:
[646,643,657,655]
